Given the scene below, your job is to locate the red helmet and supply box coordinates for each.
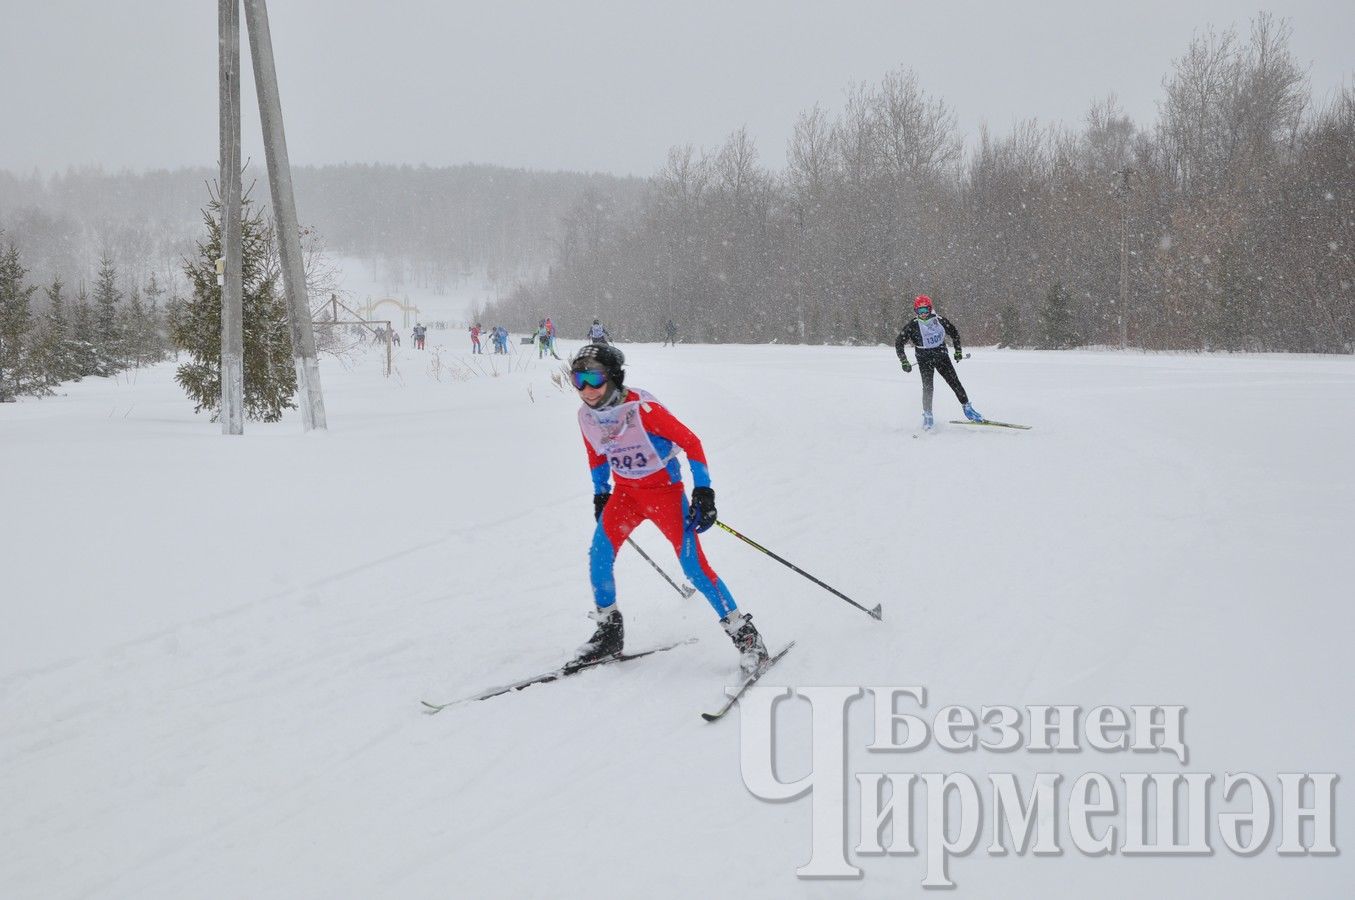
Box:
[913,295,933,312]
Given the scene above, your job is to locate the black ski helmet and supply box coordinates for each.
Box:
[571,342,626,388]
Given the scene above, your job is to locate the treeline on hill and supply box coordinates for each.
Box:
[0,163,641,299]
[484,15,1354,353]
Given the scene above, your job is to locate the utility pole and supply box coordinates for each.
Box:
[1114,168,1137,351]
[218,0,244,434]
[242,0,327,431]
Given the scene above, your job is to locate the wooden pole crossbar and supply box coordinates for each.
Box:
[313,298,395,376]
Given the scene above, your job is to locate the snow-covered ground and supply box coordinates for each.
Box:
[3,340,1352,898]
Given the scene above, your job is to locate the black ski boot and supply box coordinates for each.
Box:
[721,612,769,675]
[570,606,624,669]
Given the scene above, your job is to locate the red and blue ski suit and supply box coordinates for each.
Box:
[579,388,737,617]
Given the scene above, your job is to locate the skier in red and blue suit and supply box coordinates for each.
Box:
[568,343,770,673]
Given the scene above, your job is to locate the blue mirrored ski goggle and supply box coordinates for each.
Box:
[571,369,608,390]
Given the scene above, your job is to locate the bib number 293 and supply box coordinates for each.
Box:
[610,452,648,472]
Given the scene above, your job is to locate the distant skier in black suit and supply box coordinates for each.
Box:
[895,295,983,431]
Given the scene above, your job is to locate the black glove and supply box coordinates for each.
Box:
[686,487,717,533]
[953,348,963,362]
[900,359,913,374]
[593,492,610,521]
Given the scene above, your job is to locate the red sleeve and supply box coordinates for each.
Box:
[639,401,708,469]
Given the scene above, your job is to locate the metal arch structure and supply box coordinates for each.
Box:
[363,298,422,330]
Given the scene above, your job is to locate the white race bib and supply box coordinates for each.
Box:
[578,390,674,480]
[919,316,946,349]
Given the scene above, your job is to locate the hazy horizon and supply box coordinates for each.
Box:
[1,1,1351,179]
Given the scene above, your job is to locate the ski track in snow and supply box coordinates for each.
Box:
[3,336,1353,898]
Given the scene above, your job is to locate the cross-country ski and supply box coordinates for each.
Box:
[701,642,797,722]
[421,639,696,713]
[948,419,1033,430]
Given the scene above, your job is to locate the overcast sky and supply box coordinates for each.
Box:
[1,0,1351,178]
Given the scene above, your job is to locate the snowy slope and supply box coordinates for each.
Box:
[2,340,1352,898]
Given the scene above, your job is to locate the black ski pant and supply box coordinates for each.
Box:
[917,350,967,412]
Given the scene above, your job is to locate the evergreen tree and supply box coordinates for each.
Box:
[171,198,297,422]
[68,284,100,379]
[119,284,151,367]
[91,254,123,375]
[1039,281,1080,349]
[997,303,1023,348]
[32,275,74,387]
[0,240,40,399]
[144,272,170,360]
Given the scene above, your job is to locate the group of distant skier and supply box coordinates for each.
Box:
[401,321,531,354]
[396,314,685,358]
[522,317,612,357]
[457,318,609,356]
[465,323,512,354]
[446,316,686,356]
[405,321,521,354]
[528,319,559,358]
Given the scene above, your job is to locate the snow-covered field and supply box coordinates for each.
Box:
[3,338,1352,898]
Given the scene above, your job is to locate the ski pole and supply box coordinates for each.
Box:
[627,537,697,599]
[715,521,882,621]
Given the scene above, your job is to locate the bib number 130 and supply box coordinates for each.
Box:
[610,452,649,472]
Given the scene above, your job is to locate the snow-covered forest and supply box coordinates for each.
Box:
[484,15,1354,353]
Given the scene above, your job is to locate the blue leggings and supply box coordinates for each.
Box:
[588,486,736,618]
